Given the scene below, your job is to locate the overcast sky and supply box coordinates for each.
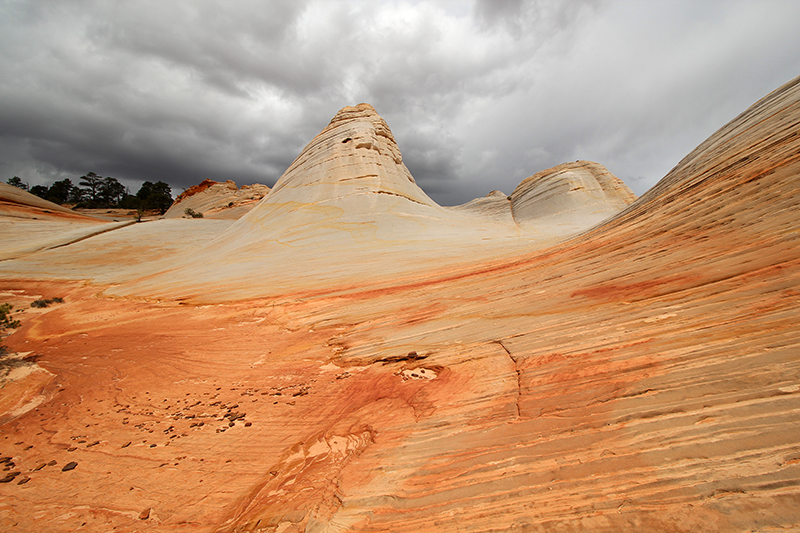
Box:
[1,0,798,205]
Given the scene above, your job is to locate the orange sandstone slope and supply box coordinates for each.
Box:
[0,75,797,533]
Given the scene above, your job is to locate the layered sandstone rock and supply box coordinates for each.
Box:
[100,105,634,301]
[0,183,133,261]
[510,160,637,232]
[0,78,798,533]
[450,162,637,235]
[164,179,270,220]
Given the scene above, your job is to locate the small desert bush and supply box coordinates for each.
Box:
[184,208,204,218]
[0,304,20,330]
[0,303,21,356]
[30,297,64,308]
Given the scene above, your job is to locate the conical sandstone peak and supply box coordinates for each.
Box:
[265,103,434,209]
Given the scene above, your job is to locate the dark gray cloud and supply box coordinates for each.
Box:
[1,0,798,204]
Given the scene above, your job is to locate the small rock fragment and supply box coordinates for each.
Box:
[139,507,151,520]
[0,472,20,483]
[62,462,78,472]
[17,476,30,485]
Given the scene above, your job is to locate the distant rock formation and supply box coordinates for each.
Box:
[451,161,637,231]
[164,179,270,219]
[259,102,439,211]
[106,104,637,300]
[510,160,636,229]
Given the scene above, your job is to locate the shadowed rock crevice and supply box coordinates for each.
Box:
[494,339,521,419]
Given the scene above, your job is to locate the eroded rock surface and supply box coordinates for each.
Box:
[164,180,270,220]
[0,77,799,532]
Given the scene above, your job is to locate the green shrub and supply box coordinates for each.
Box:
[0,304,20,330]
[30,297,64,308]
[184,208,204,218]
[0,303,21,356]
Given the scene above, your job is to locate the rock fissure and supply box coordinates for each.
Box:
[494,340,522,419]
[369,189,428,205]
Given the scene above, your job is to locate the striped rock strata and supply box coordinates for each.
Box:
[0,77,798,533]
[451,161,636,234]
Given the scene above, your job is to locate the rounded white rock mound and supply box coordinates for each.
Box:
[510,160,637,231]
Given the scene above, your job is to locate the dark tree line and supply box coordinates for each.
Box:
[6,173,173,213]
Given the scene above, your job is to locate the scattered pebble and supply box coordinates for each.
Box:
[121,442,131,448]
[139,508,151,520]
[17,476,30,485]
[61,462,77,472]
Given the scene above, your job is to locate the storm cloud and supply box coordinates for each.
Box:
[1,0,798,204]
